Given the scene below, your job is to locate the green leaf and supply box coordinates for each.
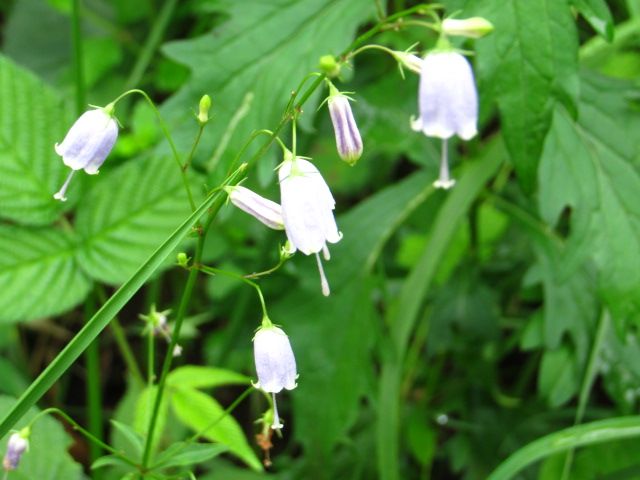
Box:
[0,225,90,323]
[91,454,134,471]
[538,73,640,318]
[133,386,168,459]
[170,387,262,471]
[571,0,615,41]
[161,0,374,180]
[167,366,250,390]
[487,416,640,480]
[0,55,73,225]
[0,395,83,480]
[110,420,145,458]
[152,442,228,470]
[470,0,579,192]
[75,155,195,285]
[538,346,579,407]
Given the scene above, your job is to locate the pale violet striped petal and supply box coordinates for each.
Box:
[226,185,284,230]
[253,326,298,394]
[413,51,478,140]
[328,94,363,165]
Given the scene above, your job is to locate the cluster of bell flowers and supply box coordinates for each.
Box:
[44,12,492,444]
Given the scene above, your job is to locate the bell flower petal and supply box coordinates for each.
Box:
[278,157,341,256]
[327,87,363,165]
[411,51,478,141]
[253,324,298,394]
[3,431,29,471]
[225,185,284,230]
[53,106,119,201]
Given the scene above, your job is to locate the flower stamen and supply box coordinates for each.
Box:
[315,252,331,297]
[434,139,455,189]
[53,170,76,202]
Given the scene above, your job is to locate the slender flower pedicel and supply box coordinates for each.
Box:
[253,318,298,430]
[278,152,342,295]
[53,104,119,201]
[225,185,285,230]
[3,429,29,472]
[411,47,478,189]
[327,83,363,165]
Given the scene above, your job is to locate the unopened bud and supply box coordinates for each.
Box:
[442,17,494,39]
[319,55,341,78]
[198,94,212,125]
[391,51,423,75]
[3,429,30,471]
[176,252,190,267]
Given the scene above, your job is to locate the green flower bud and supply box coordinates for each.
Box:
[176,252,190,267]
[319,55,340,78]
[442,17,494,39]
[198,94,212,125]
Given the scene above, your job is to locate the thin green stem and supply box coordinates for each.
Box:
[243,256,288,279]
[183,125,205,173]
[124,0,178,90]
[196,265,269,319]
[27,408,137,468]
[141,166,247,468]
[110,89,196,212]
[560,309,610,480]
[71,0,86,115]
[110,317,145,386]
[147,328,155,388]
[96,285,145,386]
[84,294,103,473]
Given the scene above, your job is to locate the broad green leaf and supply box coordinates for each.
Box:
[0,395,83,480]
[539,438,640,479]
[133,386,168,458]
[161,0,374,181]
[75,155,195,285]
[488,416,640,480]
[0,225,90,323]
[571,0,615,41]
[110,420,145,458]
[326,171,432,291]
[538,346,579,408]
[470,0,579,192]
[167,366,250,390]
[0,55,73,225]
[538,73,640,318]
[170,387,262,471]
[152,442,228,470]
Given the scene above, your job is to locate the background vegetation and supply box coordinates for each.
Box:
[1,0,640,479]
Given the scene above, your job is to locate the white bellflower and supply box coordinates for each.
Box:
[53,105,119,201]
[253,320,298,429]
[278,154,342,296]
[3,430,29,472]
[411,50,478,189]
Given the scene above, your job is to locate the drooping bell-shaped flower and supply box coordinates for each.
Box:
[278,152,342,295]
[3,429,29,472]
[411,47,478,189]
[225,185,284,230]
[53,104,119,201]
[253,319,298,429]
[327,83,363,165]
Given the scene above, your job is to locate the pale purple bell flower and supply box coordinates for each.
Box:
[278,153,342,296]
[3,431,29,471]
[53,106,118,201]
[411,50,478,189]
[327,84,363,165]
[253,321,298,430]
[225,185,285,230]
